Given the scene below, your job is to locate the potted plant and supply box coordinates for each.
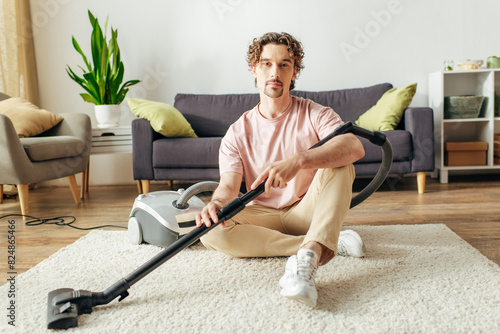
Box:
[67,10,140,128]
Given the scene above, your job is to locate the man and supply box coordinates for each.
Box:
[195,32,366,307]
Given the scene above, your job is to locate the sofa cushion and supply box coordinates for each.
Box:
[174,94,260,137]
[153,137,221,168]
[356,83,417,131]
[127,98,197,138]
[291,83,393,122]
[20,136,85,162]
[357,130,412,163]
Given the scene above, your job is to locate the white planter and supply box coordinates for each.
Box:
[94,104,121,128]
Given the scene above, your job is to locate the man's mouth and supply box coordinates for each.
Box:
[266,79,283,87]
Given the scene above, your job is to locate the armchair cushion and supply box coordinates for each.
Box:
[20,136,85,161]
[0,97,64,137]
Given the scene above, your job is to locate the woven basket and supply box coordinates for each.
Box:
[444,95,484,119]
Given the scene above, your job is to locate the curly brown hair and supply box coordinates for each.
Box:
[247,32,305,90]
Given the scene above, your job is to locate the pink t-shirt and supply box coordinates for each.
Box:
[219,96,343,209]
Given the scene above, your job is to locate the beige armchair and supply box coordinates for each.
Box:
[0,93,91,216]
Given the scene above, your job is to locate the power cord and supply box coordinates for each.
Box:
[0,214,127,230]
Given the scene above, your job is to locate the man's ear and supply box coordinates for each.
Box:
[251,65,257,78]
[292,66,298,81]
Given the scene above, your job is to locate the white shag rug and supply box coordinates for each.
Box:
[2,224,500,334]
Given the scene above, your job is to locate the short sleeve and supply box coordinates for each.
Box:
[314,107,343,140]
[219,125,244,176]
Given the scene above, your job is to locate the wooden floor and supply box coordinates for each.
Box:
[1,174,499,282]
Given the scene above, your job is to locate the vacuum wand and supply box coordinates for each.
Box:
[46,181,266,330]
[46,121,391,329]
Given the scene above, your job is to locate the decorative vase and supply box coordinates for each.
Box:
[94,104,121,128]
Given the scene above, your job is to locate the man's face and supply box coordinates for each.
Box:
[252,44,297,99]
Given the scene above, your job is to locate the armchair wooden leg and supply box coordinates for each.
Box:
[417,172,426,194]
[81,161,89,199]
[17,184,29,216]
[67,175,82,204]
[140,180,150,194]
[0,184,3,204]
[137,180,143,194]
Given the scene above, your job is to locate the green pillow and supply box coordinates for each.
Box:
[127,98,197,138]
[356,83,417,131]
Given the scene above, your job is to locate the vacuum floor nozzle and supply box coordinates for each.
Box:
[47,289,92,329]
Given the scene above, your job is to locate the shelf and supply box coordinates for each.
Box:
[443,118,489,123]
[442,68,500,74]
[442,165,500,171]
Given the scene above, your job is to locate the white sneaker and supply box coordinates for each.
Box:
[337,230,366,258]
[279,249,318,307]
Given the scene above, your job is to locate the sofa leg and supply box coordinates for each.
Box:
[140,180,150,194]
[417,172,426,194]
[0,184,3,204]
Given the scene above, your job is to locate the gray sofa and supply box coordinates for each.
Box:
[132,83,434,193]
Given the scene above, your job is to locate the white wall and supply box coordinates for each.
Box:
[30,0,500,185]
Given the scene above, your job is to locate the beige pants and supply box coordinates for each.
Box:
[201,164,355,258]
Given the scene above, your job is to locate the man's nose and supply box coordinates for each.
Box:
[270,64,280,78]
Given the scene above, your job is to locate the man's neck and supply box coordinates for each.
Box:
[258,94,292,119]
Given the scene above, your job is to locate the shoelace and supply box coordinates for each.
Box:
[296,257,317,284]
[337,240,347,256]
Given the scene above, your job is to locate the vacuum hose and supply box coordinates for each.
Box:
[174,181,220,209]
[350,139,393,208]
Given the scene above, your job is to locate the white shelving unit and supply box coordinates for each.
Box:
[429,69,500,183]
[91,126,132,154]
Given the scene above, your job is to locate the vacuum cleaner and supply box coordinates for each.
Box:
[46,121,393,329]
[127,181,220,248]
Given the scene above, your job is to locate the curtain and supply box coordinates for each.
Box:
[0,0,39,105]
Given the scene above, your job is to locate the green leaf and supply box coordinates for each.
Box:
[71,37,91,71]
[116,79,140,104]
[110,29,120,74]
[88,10,96,27]
[90,17,104,77]
[80,93,99,104]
